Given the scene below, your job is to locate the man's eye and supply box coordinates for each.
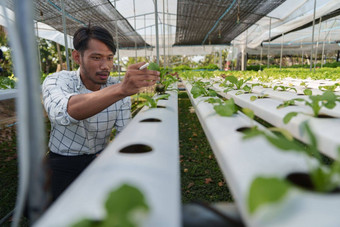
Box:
[108,57,113,61]
[92,56,101,60]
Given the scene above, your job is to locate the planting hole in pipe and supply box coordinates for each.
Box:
[236,127,251,133]
[286,172,340,193]
[140,118,162,123]
[317,114,335,119]
[157,105,166,108]
[119,144,153,154]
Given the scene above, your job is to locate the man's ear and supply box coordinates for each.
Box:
[72,50,81,65]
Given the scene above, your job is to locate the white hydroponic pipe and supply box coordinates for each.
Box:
[35,88,181,227]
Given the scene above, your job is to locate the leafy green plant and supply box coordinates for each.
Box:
[250,94,269,101]
[300,81,307,87]
[72,184,150,227]
[248,177,290,214]
[204,98,238,117]
[318,83,340,92]
[245,123,340,214]
[277,91,340,123]
[190,80,217,98]
[220,75,252,94]
[159,74,178,92]
[273,85,297,93]
[148,62,178,94]
[138,93,170,108]
[0,75,16,89]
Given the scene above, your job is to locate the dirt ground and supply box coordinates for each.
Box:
[0,99,16,131]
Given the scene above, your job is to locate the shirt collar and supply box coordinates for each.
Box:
[76,68,82,90]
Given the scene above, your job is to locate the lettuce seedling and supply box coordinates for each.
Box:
[277,90,340,124]
[138,93,170,108]
[273,85,297,93]
[245,123,340,214]
[72,184,149,227]
[190,80,217,98]
[204,97,238,117]
[220,75,252,93]
[250,94,269,101]
[148,62,178,94]
[318,83,340,92]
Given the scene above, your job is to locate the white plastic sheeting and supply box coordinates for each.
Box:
[233,0,340,54]
[0,6,74,48]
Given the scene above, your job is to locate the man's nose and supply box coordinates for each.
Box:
[100,59,111,70]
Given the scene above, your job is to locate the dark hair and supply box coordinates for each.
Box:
[73,25,116,54]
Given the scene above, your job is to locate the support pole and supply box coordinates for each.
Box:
[321,21,327,68]
[154,0,160,65]
[56,43,63,70]
[260,46,263,70]
[321,19,336,67]
[114,0,121,78]
[133,0,137,63]
[309,0,317,72]
[144,15,147,59]
[301,41,304,65]
[219,49,222,70]
[314,17,322,72]
[167,0,170,69]
[280,33,284,70]
[162,0,166,68]
[61,0,70,70]
[35,22,42,73]
[267,17,271,68]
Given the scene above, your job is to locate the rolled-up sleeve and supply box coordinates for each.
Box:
[42,74,79,125]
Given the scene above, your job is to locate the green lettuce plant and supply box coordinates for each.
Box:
[318,83,340,92]
[190,80,217,98]
[148,62,178,94]
[72,184,150,227]
[250,94,269,101]
[220,75,252,94]
[277,90,340,124]
[138,93,170,108]
[244,123,340,214]
[204,97,238,117]
[273,85,297,93]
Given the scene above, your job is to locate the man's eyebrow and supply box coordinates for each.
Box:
[89,53,114,56]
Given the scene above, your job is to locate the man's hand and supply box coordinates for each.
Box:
[118,62,160,96]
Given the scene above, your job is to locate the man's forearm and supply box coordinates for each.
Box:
[67,83,126,120]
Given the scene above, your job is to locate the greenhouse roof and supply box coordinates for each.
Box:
[174,0,287,46]
[4,0,150,49]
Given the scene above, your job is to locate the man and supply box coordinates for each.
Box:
[42,25,159,201]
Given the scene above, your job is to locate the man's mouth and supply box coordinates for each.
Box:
[97,72,109,80]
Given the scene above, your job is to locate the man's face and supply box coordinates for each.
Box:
[73,39,114,91]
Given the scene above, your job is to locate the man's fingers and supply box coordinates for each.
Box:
[128,62,146,70]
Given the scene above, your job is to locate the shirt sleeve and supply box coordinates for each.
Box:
[42,73,79,125]
[114,96,131,133]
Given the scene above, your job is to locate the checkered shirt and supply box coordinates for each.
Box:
[42,69,131,156]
